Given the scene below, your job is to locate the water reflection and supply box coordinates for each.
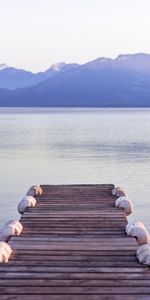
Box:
[0,108,150,229]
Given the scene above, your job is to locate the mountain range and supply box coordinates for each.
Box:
[1,53,150,107]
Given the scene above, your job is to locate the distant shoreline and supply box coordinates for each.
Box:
[1,107,150,111]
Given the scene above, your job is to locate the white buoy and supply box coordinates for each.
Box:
[112,186,128,197]
[0,242,12,263]
[6,220,23,232]
[115,196,133,216]
[17,196,36,214]
[0,220,23,242]
[126,221,146,235]
[126,221,150,245]
[136,244,150,265]
[26,185,43,197]
[116,190,128,197]
[112,187,119,196]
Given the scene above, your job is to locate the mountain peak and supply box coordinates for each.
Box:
[115,53,150,61]
[45,62,79,76]
[84,57,113,70]
[116,54,130,61]
[50,62,66,71]
[114,53,150,73]
[0,63,9,70]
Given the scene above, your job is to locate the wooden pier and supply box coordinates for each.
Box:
[0,184,150,299]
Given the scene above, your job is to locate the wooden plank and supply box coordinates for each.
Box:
[1,286,150,294]
[23,210,122,215]
[9,250,137,256]
[10,255,137,261]
[9,242,137,251]
[0,266,146,272]
[10,237,136,244]
[6,261,142,267]
[1,272,150,280]
[1,278,150,287]
[0,295,149,300]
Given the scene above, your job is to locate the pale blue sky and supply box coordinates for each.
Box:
[0,0,150,72]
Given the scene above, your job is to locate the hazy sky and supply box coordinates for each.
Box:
[0,0,150,72]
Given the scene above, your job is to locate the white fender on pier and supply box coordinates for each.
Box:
[112,186,128,197]
[17,196,36,214]
[6,220,23,232]
[126,221,150,245]
[115,196,133,216]
[136,244,150,265]
[0,220,23,242]
[0,241,12,263]
[112,187,119,196]
[26,185,43,197]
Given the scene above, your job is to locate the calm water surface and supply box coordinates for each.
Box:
[0,108,150,229]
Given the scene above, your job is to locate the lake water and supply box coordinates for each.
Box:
[0,107,150,229]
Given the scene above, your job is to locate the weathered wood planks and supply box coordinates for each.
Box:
[0,184,149,299]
